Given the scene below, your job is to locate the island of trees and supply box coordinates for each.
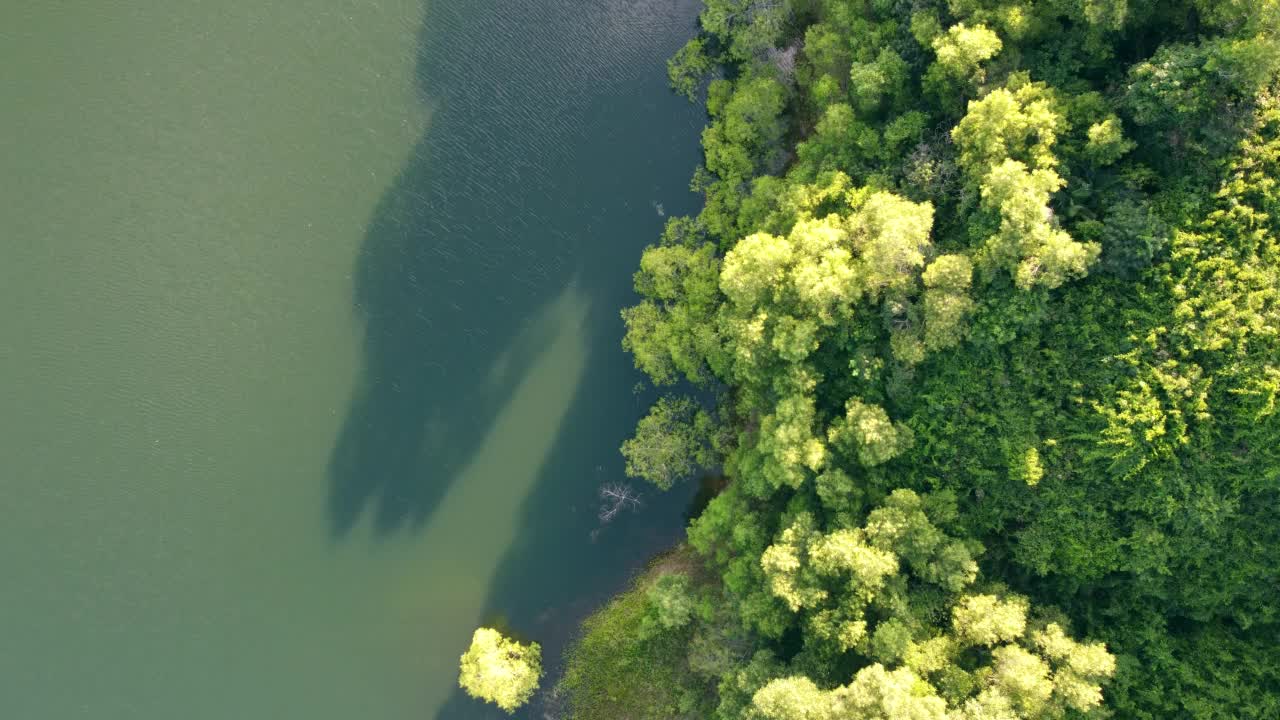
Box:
[463,0,1280,717]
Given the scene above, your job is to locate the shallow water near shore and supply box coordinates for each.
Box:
[0,1,703,717]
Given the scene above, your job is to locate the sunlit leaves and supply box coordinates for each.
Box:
[922,254,975,350]
[721,231,796,308]
[828,398,915,467]
[641,574,696,635]
[1083,116,1135,166]
[851,192,936,300]
[932,23,1003,84]
[622,230,723,385]
[952,83,1064,176]
[977,159,1100,289]
[458,629,542,713]
[953,594,1029,647]
[611,3,1280,719]
[752,491,1112,720]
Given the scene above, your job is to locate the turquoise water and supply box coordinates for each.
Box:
[0,1,703,717]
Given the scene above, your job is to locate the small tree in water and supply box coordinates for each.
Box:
[458,628,542,713]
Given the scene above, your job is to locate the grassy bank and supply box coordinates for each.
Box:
[555,546,724,719]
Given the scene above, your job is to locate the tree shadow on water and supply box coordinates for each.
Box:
[326,2,584,538]
[329,0,707,714]
[407,0,709,714]
[425,348,704,720]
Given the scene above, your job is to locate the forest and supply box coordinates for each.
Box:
[461,0,1280,717]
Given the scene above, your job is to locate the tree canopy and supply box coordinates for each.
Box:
[570,1,1280,718]
[458,628,542,713]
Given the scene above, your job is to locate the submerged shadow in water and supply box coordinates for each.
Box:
[406,1,708,717]
[328,0,707,714]
[326,3,591,538]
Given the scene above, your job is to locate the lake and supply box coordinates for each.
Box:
[0,1,703,717]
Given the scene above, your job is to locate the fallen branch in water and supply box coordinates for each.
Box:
[597,483,642,524]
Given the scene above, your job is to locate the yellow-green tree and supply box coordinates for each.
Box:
[458,628,542,713]
[753,491,1115,720]
[606,0,1280,717]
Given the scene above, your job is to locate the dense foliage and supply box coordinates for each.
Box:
[458,627,542,713]
[558,550,720,718]
[569,0,1280,718]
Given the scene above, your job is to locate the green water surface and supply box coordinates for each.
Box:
[0,1,704,717]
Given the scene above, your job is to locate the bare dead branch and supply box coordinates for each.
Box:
[598,483,643,524]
